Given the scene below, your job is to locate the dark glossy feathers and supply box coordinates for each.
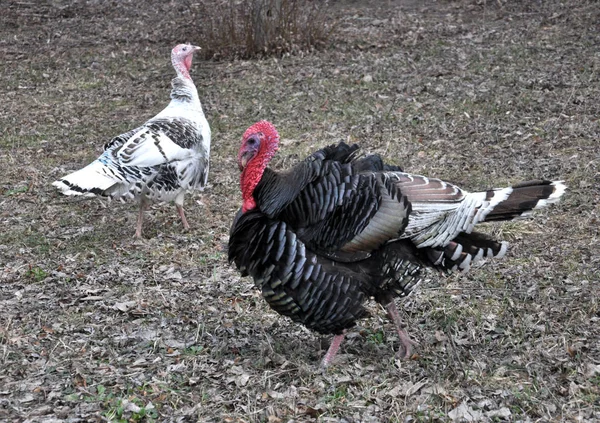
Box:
[230,141,565,336]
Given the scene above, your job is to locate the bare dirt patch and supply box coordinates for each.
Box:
[1,0,598,421]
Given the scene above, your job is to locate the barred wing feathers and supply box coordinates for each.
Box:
[52,117,208,201]
[256,145,411,257]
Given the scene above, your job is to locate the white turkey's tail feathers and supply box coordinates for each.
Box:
[52,160,119,197]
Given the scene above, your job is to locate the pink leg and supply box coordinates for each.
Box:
[385,301,416,359]
[135,197,148,238]
[176,204,190,230]
[321,333,346,368]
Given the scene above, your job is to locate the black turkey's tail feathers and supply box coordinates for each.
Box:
[420,180,566,272]
[424,231,507,272]
[483,180,566,222]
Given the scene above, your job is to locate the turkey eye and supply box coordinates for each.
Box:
[248,137,258,146]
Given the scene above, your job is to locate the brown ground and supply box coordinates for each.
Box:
[0,1,598,422]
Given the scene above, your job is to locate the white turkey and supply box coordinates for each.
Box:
[53,44,211,237]
[228,120,566,367]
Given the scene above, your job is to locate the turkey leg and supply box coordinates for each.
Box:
[385,301,416,359]
[321,333,346,368]
[175,204,190,230]
[135,196,149,238]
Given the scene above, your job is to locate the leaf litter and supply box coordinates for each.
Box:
[1,0,599,421]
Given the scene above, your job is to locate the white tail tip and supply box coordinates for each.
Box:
[52,180,97,197]
[534,181,567,209]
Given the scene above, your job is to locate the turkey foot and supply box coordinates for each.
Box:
[385,301,417,359]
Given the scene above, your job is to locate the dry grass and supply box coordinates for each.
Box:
[187,0,336,60]
[0,0,599,422]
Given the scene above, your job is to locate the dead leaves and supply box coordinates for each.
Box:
[227,365,251,387]
[113,300,138,313]
[1,0,599,421]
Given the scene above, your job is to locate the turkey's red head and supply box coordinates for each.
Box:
[171,44,201,80]
[238,120,280,213]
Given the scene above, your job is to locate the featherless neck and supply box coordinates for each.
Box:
[241,167,260,213]
[172,55,193,80]
[241,161,276,213]
[239,121,280,213]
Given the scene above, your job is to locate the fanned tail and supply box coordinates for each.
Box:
[423,180,566,272]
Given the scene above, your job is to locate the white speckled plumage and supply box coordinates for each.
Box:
[53,44,211,237]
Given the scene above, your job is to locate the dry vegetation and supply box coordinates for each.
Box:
[0,0,599,422]
[188,0,335,60]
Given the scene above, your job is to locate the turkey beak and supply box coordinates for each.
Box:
[239,151,253,171]
[192,45,201,53]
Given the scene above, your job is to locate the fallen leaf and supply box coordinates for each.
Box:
[448,402,483,421]
[486,407,511,418]
[236,374,250,387]
[268,390,284,399]
[113,301,137,312]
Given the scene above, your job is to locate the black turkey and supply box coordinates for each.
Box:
[229,120,566,367]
